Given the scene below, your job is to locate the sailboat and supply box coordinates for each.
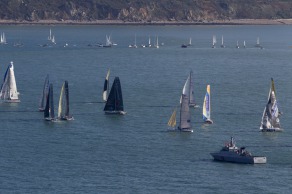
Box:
[203,85,213,124]
[212,35,216,48]
[243,40,246,48]
[48,29,56,44]
[51,35,56,44]
[148,36,151,47]
[129,34,137,48]
[104,77,126,115]
[154,36,159,48]
[0,32,7,44]
[255,37,262,48]
[58,81,74,120]
[0,61,20,103]
[236,41,239,48]
[181,70,197,108]
[105,35,112,47]
[178,94,193,132]
[187,37,192,46]
[103,69,110,102]
[39,74,50,111]
[220,35,225,48]
[44,83,55,121]
[167,108,177,130]
[260,78,282,132]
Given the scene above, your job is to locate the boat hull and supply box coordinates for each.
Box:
[59,116,74,121]
[167,128,193,133]
[105,111,126,115]
[204,119,213,124]
[260,128,283,132]
[210,153,267,164]
[1,99,20,103]
[44,117,56,122]
[177,127,193,133]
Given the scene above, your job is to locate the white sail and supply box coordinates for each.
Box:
[103,69,110,101]
[1,32,7,44]
[220,35,225,48]
[51,35,56,44]
[106,35,112,47]
[148,36,151,47]
[154,36,159,48]
[212,35,216,48]
[181,71,196,107]
[188,37,192,46]
[0,61,19,102]
[48,29,52,40]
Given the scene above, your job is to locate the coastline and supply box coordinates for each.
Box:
[0,19,292,25]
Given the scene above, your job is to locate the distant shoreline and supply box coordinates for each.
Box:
[0,19,292,25]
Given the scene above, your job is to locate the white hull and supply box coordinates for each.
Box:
[1,99,20,103]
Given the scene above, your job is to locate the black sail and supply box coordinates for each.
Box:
[64,81,69,117]
[44,86,50,119]
[44,84,54,120]
[104,77,124,112]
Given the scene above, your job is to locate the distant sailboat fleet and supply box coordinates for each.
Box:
[0,28,265,50]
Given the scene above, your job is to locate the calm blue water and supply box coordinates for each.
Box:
[0,25,292,193]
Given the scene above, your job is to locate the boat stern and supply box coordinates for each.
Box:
[253,156,267,164]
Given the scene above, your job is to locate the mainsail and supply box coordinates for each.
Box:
[39,74,50,111]
[58,81,73,120]
[167,108,177,128]
[178,94,192,132]
[103,69,110,102]
[203,85,213,124]
[44,83,55,121]
[260,78,281,131]
[0,61,20,102]
[104,77,125,114]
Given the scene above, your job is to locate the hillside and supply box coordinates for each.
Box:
[1,0,292,23]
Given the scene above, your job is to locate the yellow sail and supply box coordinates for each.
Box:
[168,108,177,127]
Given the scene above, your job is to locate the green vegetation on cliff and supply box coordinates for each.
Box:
[1,0,292,22]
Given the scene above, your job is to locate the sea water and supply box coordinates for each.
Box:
[0,25,291,193]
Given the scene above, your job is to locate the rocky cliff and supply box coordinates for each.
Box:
[1,0,292,23]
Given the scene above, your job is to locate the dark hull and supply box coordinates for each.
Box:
[210,152,266,164]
